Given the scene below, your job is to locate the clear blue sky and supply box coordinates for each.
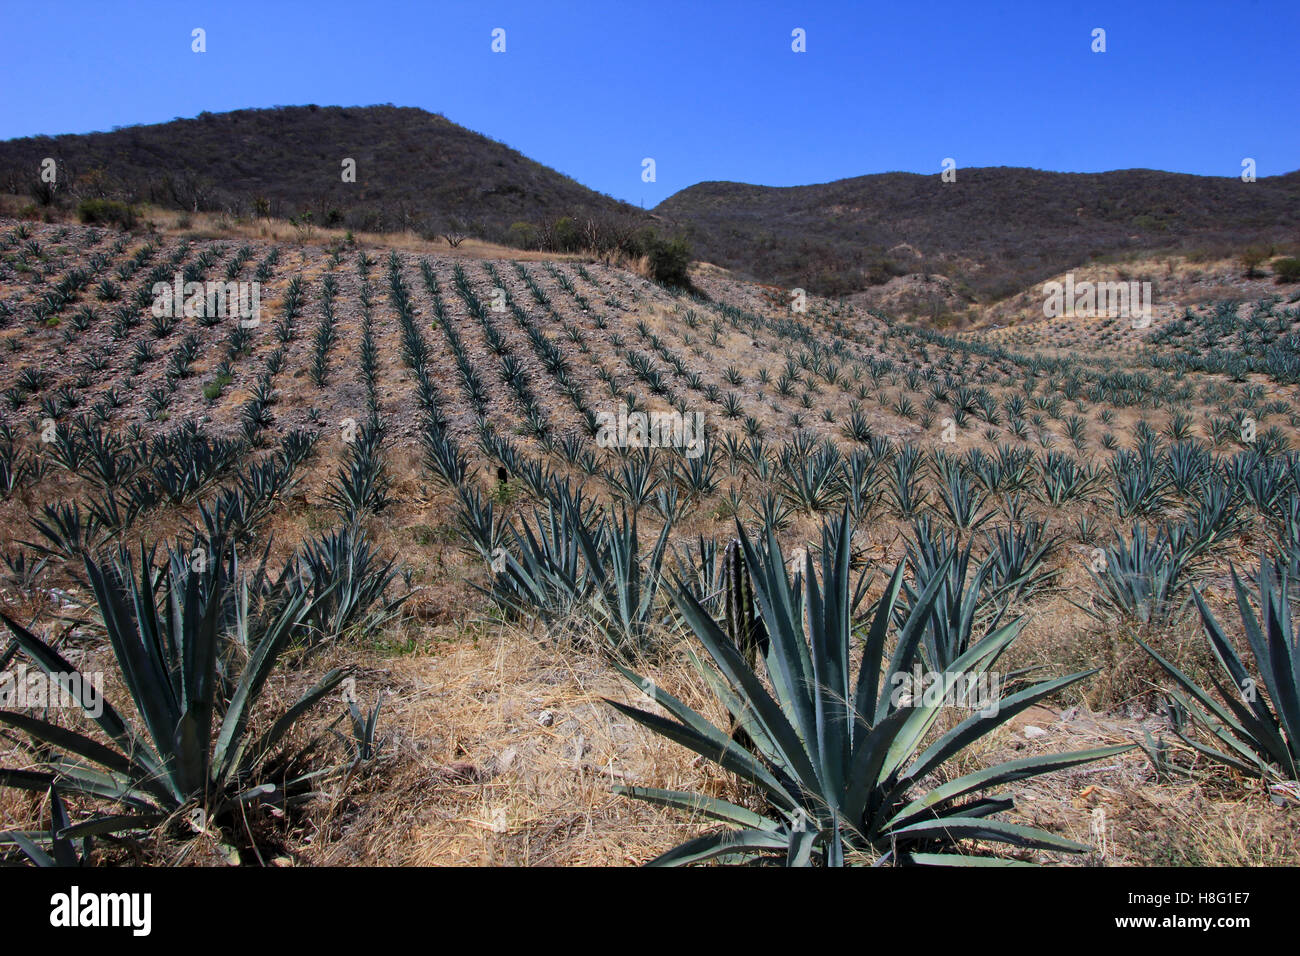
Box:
[2,0,1296,206]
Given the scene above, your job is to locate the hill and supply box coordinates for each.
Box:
[2,104,1298,308]
[654,166,1300,300]
[0,105,647,243]
[2,215,1300,867]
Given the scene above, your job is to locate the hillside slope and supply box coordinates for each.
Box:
[655,166,1300,299]
[3,106,1296,306]
[0,105,645,240]
[2,216,1300,866]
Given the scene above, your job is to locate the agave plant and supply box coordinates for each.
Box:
[24,501,108,560]
[841,448,884,521]
[1137,557,1300,785]
[983,519,1060,602]
[0,785,99,867]
[779,440,844,514]
[935,467,992,535]
[606,509,1128,865]
[454,483,508,565]
[887,443,928,518]
[487,502,603,626]
[294,526,408,645]
[423,427,469,486]
[0,439,32,496]
[324,423,392,518]
[1037,451,1099,506]
[333,695,385,768]
[1086,524,1193,625]
[902,517,1012,671]
[607,450,664,511]
[0,542,346,840]
[587,506,673,651]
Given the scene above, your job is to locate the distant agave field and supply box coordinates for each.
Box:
[1,217,1299,866]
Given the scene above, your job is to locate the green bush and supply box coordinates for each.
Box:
[1273,257,1300,284]
[76,198,137,229]
[552,216,581,252]
[647,235,692,288]
[1239,246,1269,278]
[506,221,538,250]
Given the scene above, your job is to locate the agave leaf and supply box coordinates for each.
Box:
[901,669,1100,786]
[905,851,1037,867]
[30,761,159,811]
[0,711,162,799]
[841,706,918,826]
[643,827,788,867]
[666,579,822,794]
[878,620,1024,783]
[1235,569,1300,765]
[888,815,1091,853]
[787,824,821,867]
[81,554,180,792]
[58,814,156,839]
[737,522,818,760]
[1199,583,1282,733]
[612,786,778,831]
[806,511,852,798]
[1161,705,1267,776]
[606,657,770,775]
[1134,634,1281,769]
[213,583,313,779]
[5,829,56,867]
[853,562,907,725]
[0,612,158,778]
[604,697,799,811]
[685,648,783,767]
[47,787,80,867]
[879,555,955,723]
[885,745,1133,832]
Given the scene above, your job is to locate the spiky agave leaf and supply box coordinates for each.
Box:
[0,542,347,838]
[1135,556,1300,783]
[587,504,673,651]
[607,508,1130,865]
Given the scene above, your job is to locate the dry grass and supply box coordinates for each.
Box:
[1,214,1298,867]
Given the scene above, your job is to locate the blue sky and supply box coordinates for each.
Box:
[2,0,1296,206]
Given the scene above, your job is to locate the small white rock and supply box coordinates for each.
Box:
[1024,725,1048,739]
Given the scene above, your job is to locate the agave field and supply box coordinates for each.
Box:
[1,216,1299,866]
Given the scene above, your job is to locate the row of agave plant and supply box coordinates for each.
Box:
[4,227,289,446]
[440,419,1300,863]
[438,398,1300,549]
[0,516,405,865]
[1,251,410,862]
[1149,297,1300,385]
[683,271,1298,450]
[500,498,1300,864]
